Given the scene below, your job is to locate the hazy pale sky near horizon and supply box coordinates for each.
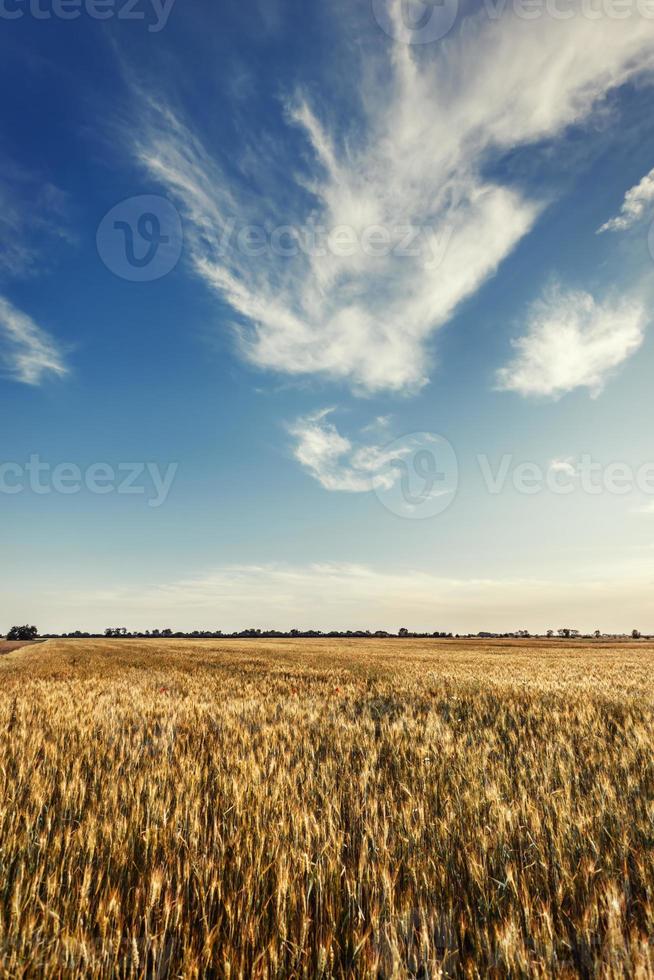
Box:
[2,0,654,633]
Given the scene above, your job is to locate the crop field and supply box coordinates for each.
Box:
[1,638,653,978]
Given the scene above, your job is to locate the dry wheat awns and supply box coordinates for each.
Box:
[1,637,653,978]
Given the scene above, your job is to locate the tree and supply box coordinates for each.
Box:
[557,628,579,639]
[398,627,410,637]
[546,629,554,638]
[7,625,38,641]
[632,629,642,640]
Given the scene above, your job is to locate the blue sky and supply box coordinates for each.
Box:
[2,0,654,633]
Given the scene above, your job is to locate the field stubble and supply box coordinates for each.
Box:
[0,638,653,978]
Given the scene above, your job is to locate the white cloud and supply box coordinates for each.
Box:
[360,415,393,435]
[289,409,403,492]
[549,457,577,478]
[496,286,646,399]
[129,6,654,394]
[46,560,654,635]
[598,167,654,233]
[0,296,69,385]
[0,163,71,280]
[0,163,71,386]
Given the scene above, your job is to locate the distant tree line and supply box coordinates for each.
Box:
[11,625,648,640]
[99,627,455,639]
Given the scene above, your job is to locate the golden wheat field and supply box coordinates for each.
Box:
[1,637,654,978]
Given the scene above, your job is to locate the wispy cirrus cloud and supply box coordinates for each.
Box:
[496,286,647,399]
[0,162,71,280]
[0,159,72,385]
[0,296,69,385]
[598,167,654,233]
[128,5,654,395]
